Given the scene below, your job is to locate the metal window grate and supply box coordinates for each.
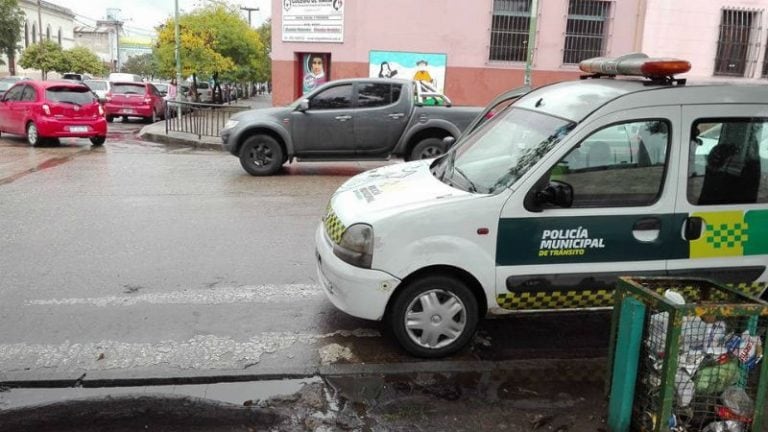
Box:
[563,0,611,65]
[489,0,532,62]
[714,9,755,77]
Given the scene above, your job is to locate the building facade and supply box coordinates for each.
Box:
[271,0,768,107]
[0,0,75,78]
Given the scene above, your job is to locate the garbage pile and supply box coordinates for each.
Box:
[640,290,764,432]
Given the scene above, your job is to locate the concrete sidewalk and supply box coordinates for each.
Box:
[137,94,274,150]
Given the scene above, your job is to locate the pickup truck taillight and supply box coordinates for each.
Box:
[41,104,51,116]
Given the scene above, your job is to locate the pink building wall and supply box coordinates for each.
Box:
[641,0,768,80]
[271,0,642,106]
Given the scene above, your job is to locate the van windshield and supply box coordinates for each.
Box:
[438,107,575,194]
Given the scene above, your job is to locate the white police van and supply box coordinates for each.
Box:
[315,53,768,357]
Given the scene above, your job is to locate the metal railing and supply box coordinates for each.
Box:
[562,0,612,65]
[489,0,532,62]
[165,101,249,139]
[714,8,759,77]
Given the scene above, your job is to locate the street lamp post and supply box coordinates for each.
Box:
[174,0,182,118]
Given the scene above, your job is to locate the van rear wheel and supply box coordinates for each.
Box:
[388,275,478,358]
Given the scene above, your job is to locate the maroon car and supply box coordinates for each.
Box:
[0,79,107,146]
[104,82,165,123]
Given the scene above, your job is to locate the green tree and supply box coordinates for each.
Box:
[155,4,264,101]
[0,0,25,75]
[122,53,157,78]
[253,19,271,83]
[60,46,107,76]
[18,40,63,80]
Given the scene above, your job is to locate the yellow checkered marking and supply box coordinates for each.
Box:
[496,283,767,311]
[497,290,614,310]
[323,207,345,245]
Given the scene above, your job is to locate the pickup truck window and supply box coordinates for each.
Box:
[310,84,353,110]
[357,83,402,108]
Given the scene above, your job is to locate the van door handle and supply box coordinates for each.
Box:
[335,115,352,122]
[632,217,661,243]
[683,216,703,240]
[388,113,405,119]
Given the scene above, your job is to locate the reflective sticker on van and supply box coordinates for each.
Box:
[691,209,768,258]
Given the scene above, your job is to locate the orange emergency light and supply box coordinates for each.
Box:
[579,53,691,78]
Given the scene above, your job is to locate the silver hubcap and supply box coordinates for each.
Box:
[419,146,442,159]
[248,143,273,167]
[405,289,467,349]
[28,124,37,144]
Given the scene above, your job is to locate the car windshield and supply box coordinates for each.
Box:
[111,83,145,94]
[438,107,575,194]
[45,86,97,105]
[154,83,168,92]
[84,80,107,91]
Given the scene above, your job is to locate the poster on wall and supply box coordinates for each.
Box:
[368,50,447,93]
[301,53,330,95]
[282,0,344,43]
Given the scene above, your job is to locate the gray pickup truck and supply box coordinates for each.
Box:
[220,78,483,175]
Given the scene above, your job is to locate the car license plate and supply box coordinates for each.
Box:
[70,126,88,133]
[123,108,134,114]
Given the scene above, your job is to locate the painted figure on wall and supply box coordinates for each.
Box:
[303,54,327,94]
[378,62,398,78]
[412,60,435,86]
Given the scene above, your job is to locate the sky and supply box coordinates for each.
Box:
[51,0,271,38]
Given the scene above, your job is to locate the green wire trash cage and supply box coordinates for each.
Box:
[609,277,768,432]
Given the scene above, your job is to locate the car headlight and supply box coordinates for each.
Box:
[333,223,374,268]
[224,119,239,129]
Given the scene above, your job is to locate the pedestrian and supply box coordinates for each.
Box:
[224,83,231,104]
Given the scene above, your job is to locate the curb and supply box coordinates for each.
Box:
[138,124,224,151]
[0,357,608,389]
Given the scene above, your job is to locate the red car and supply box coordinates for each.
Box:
[0,80,107,146]
[104,82,165,123]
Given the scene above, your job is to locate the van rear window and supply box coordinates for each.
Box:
[45,86,96,105]
[111,83,145,94]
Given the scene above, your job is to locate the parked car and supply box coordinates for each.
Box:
[151,82,169,97]
[0,79,107,146]
[220,78,483,175]
[83,79,110,99]
[104,82,165,123]
[0,76,29,99]
[315,53,768,357]
[108,72,142,83]
[194,81,213,103]
[61,72,93,82]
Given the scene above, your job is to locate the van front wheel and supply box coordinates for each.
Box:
[388,275,478,358]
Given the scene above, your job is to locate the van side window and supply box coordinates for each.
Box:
[547,120,670,208]
[688,118,767,205]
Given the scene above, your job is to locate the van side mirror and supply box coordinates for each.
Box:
[525,180,574,212]
[298,99,310,112]
[443,136,456,148]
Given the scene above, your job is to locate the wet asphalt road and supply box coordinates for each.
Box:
[0,120,610,384]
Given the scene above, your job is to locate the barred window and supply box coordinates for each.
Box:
[489,0,532,62]
[563,0,611,65]
[714,9,756,76]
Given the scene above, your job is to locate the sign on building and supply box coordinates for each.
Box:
[369,50,448,93]
[282,0,344,43]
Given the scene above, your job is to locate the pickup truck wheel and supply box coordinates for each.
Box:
[239,135,284,176]
[388,275,479,358]
[410,137,447,161]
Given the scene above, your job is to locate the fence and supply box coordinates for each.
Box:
[165,101,249,139]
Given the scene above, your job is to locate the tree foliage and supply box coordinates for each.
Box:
[0,0,25,72]
[61,46,107,76]
[19,41,106,79]
[155,4,266,85]
[18,41,62,79]
[123,53,157,78]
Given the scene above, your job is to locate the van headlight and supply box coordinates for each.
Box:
[333,224,373,268]
[224,119,239,129]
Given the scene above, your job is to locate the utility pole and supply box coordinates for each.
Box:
[114,20,123,71]
[37,0,43,42]
[240,6,259,26]
[174,0,182,118]
[523,0,539,87]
